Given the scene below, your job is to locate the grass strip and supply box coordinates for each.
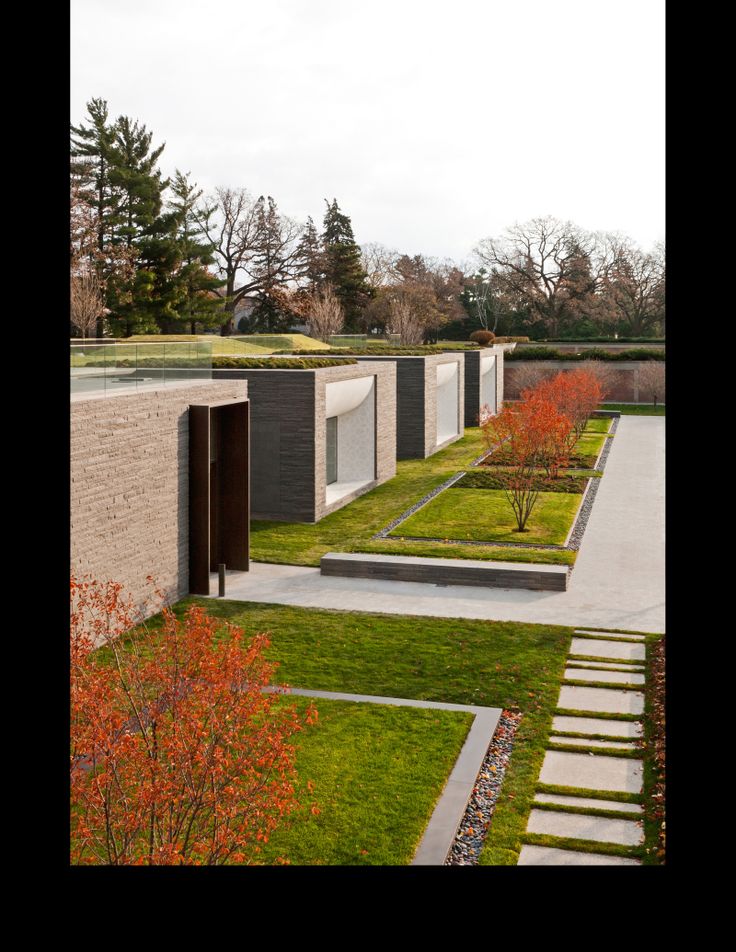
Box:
[521,832,643,860]
[535,783,642,804]
[545,742,643,759]
[531,801,644,821]
[641,633,666,865]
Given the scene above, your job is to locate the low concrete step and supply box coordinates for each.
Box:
[320,552,568,591]
[552,715,643,738]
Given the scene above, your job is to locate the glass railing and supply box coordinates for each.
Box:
[70,341,212,396]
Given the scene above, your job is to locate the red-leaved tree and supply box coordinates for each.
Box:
[481,399,572,531]
[528,369,602,451]
[70,576,316,865]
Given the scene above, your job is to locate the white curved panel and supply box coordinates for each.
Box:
[436,362,458,387]
[436,362,459,444]
[480,356,494,376]
[325,376,374,417]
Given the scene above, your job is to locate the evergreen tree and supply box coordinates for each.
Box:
[320,199,373,329]
[249,196,301,332]
[105,115,172,336]
[167,171,223,333]
[70,99,124,335]
[295,215,324,292]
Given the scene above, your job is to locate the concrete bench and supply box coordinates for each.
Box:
[320,552,568,591]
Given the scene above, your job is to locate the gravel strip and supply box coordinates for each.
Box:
[445,710,522,866]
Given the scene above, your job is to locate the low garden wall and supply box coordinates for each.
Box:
[504,360,664,403]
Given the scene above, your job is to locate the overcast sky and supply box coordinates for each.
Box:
[70,0,665,264]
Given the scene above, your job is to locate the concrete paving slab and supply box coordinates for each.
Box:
[549,736,637,750]
[565,667,645,685]
[527,808,643,845]
[535,793,643,813]
[575,630,646,642]
[518,844,641,865]
[552,715,642,738]
[570,638,646,661]
[539,750,643,793]
[558,685,644,715]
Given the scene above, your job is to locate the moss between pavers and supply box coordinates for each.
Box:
[520,832,643,860]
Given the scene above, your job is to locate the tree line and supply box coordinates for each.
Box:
[71,99,665,341]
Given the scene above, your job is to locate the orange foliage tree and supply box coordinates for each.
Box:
[527,369,602,451]
[70,576,316,865]
[481,398,572,531]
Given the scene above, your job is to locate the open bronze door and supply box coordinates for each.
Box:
[189,399,249,596]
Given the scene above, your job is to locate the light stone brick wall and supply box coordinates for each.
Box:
[315,361,397,520]
[70,380,248,620]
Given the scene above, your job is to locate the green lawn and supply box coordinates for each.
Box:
[585,418,613,434]
[250,428,569,566]
[254,697,473,866]
[171,598,572,865]
[390,488,582,546]
[601,403,665,416]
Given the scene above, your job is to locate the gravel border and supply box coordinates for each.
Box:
[445,710,522,865]
[373,416,619,555]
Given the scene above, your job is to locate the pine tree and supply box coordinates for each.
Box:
[167,171,223,333]
[249,196,301,332]
[70,99,124,335]
[296,215,324,292]
[105,115,172,336]
[320,199,373,329]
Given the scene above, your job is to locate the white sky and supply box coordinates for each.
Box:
[70,0,665,263]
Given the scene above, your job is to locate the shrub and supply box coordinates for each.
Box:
[505,347,665,361]
[211,356,357,369]
[469,330,496,345]
[494,336,530,343]
[70,576,316,865]
[457,470,589,494]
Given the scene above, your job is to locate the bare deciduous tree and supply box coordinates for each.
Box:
[509,364,556,398]
[604,239,665,337]
[475,216,617,337]
[303,283,345,342]
[71,271,105,338]
[638,362,665,406]
[579,359,618,402]
[360,242,399,290]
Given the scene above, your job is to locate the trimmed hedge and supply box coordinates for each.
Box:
[539,337,665,344]
[81,356,358,370]
[456,470,590,494]
[212,356,358,369]
[469,330,496,345]
[494,336,530,343]
[505,347,665,361]
[291,343,481,356]
[484,449,597,469]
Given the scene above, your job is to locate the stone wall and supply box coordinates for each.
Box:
[70,380,248,621]
[504,360,662,403]
[214,361,396,522]
[463,347,504,426]
[355,354,464,459]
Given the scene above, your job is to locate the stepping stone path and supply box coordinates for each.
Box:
[519,629,650,866]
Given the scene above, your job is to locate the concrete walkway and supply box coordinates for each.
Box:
[518,628,650,865]
[212,416,664,633]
